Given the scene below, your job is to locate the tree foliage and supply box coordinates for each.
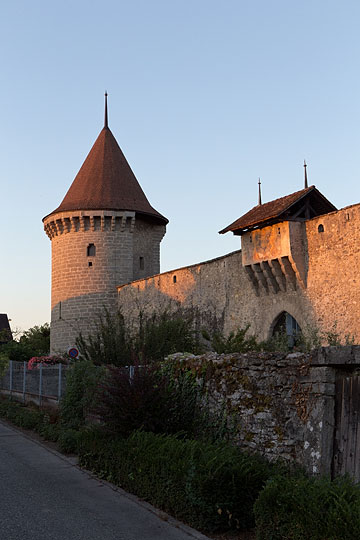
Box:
[0,323,50,362]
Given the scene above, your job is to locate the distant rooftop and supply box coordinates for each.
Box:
[0,314,12,344]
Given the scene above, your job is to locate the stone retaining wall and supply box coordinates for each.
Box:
[167,348,346,476]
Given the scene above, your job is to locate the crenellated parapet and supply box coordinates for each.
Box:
[43,210,136,239]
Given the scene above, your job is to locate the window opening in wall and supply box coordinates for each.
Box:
[87,243,96,256]
[173,275,177,284]
[139,257,144,270]
[88,262,93,267]
[346,213,350,221]
[272,311,301,349]
[278,227,281,234]
[318,224,324,233]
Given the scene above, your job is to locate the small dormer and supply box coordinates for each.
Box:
[219,186,336,294]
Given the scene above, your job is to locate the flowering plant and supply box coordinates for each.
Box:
[27,355,68,370]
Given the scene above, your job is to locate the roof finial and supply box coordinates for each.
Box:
[304,159,308,189]
[104,91,108,128]
[258,177,262,205]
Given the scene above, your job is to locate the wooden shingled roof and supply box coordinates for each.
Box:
[44,126,168,225]
[219,186,337,236]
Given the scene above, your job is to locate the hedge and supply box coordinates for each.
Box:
[0,398,81,454]
[78,428,271,532]
[254,473,360,540]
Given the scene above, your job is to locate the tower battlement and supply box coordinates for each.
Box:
[44,210,136,239]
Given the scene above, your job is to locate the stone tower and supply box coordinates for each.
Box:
[43,95,168,353]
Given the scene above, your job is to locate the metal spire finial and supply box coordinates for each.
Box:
[258,178,262,205]
[304,159,308,189]
[104,91,108,128]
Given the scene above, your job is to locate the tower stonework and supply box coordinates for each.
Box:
[44,98,167,353]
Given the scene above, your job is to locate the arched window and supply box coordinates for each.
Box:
[272,311,301,348]
[87,243,96,257]
[318,224,324,233]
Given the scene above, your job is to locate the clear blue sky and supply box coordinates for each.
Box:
[1,0,359,332]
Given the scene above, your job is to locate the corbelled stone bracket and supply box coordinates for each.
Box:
[244,255,299,295]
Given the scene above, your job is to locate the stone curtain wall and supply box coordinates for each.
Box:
[305,203,360,342]
[168,350,336,476]
[118,203,360,344]
[117,250,315,341]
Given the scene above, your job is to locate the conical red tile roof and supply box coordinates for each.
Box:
[44,127,168,224]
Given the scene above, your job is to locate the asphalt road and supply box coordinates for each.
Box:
[0,421,210,540]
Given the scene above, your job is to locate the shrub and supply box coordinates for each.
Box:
[60,360,105,429]
[0,398,84,453]
[95,364,170,436]
[0,398,44,430]
[0,352,9,377]
[28,355,68,370]
[76,309,198,366]
[19,324,50,355]
[78,429,271,532]
[0,323,50,363]
[95,363,229,440]
[204,325,260,354]
[160,360,236,442]
[136,310,196,362]
[254,473,360,540]
[76,310,133,366]
[57,428,82,454]
[39,423,61,442]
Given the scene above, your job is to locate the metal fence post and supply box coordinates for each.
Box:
[23,361,27,403]
[39,364,43,407]
[9,360,13,399]
[58,363,62,402]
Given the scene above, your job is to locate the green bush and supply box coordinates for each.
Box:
[0,398,44,429]
[0,323,50,362]
[76,310,133,366]
[0,352,9,377]
[0,398,84,453]
[160,361,235,443]
[78,429,271,532]
[38,422,61,442]
[95,364,174,436]
[95,362,232,441]
[60,360,105,429]
[254,473,360,540]
[57,428,82,453]
[136,311,197,362]
[76,309,198,366]
[204,325,260,354]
